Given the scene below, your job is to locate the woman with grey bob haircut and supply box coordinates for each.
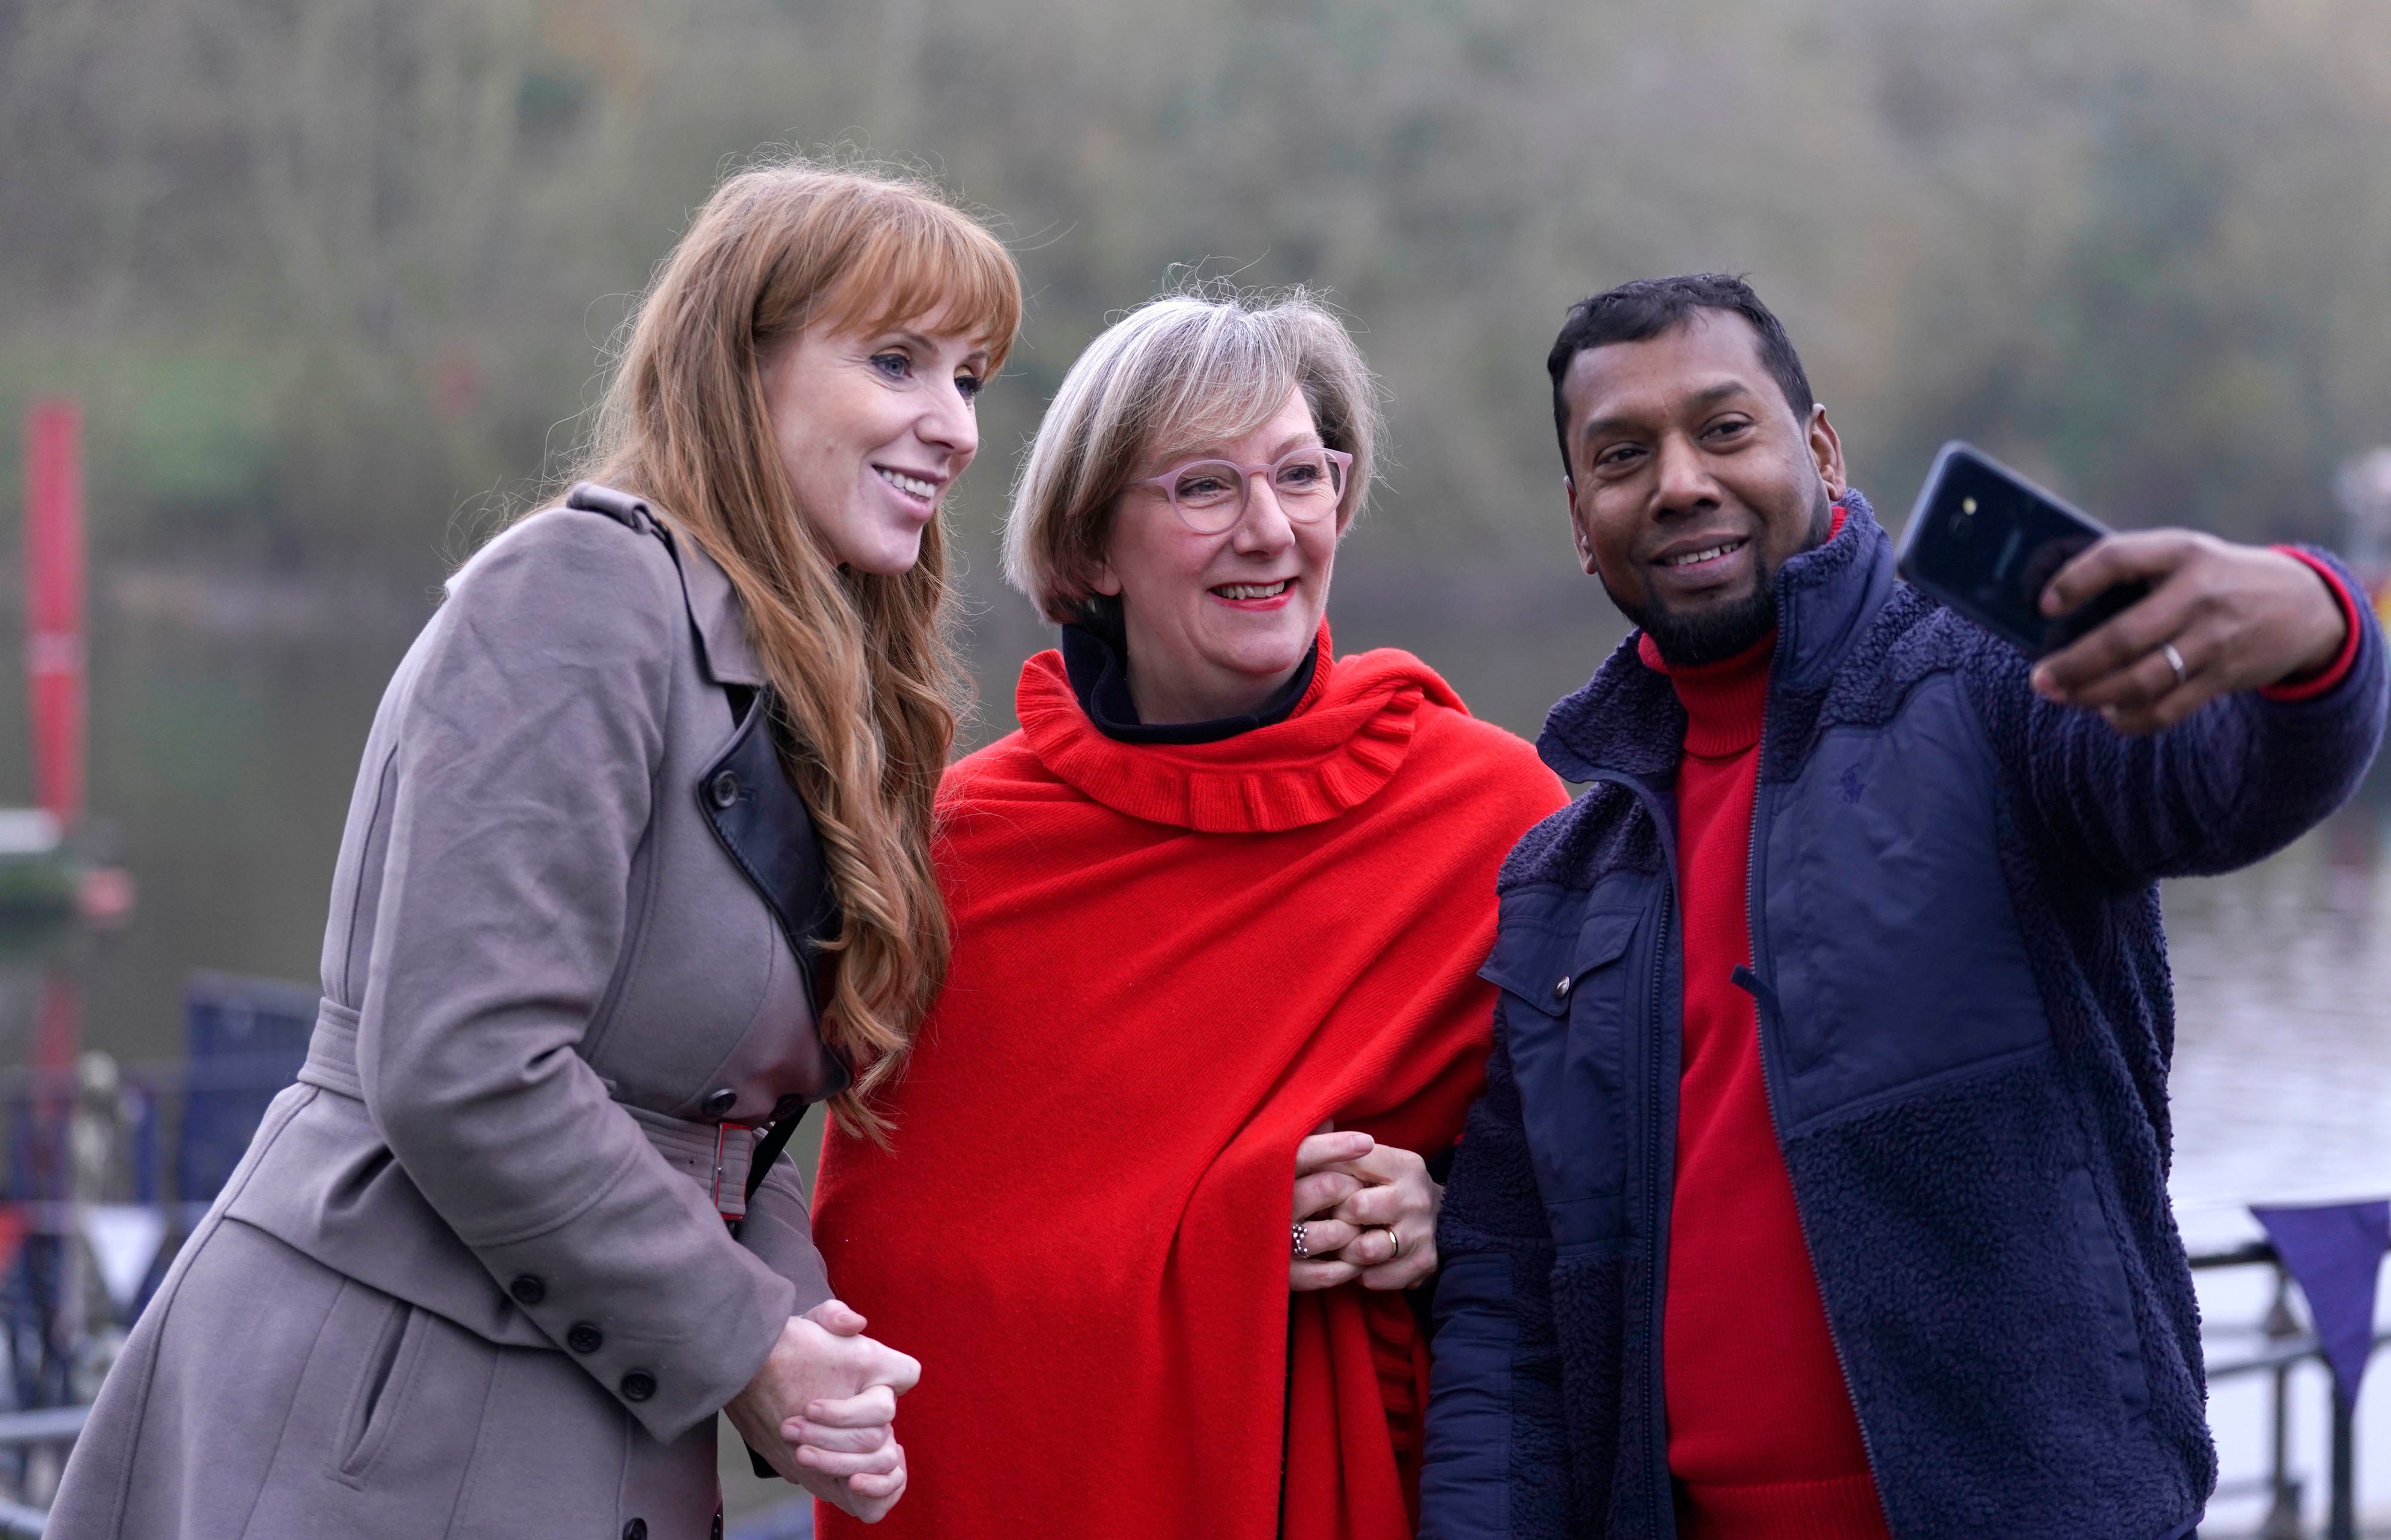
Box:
[809,288,1565,1538]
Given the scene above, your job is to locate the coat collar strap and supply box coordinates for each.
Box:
[563,482,765,687]
[669,532,767,688]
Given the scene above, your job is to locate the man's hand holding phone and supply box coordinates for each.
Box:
[2028,530,2350,734]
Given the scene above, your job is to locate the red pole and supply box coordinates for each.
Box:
[24,399,85,829]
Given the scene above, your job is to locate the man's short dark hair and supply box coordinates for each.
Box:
[1547,273,1815,479]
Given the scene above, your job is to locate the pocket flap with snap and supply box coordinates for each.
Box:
[1481,905,1641,1017]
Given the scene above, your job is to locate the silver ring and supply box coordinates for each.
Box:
[1291,1222,1310,1260]
[1384,1227,1407,1260]
[2161,642,2189,687]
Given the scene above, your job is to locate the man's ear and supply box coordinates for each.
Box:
[1564,476,1597,574]
[1808,405,1847,500]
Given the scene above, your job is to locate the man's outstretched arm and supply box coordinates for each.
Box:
[1978,532,2386,884]
[1420,1024,1570,1540]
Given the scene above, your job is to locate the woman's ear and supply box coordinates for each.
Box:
[1089,558,1123,598]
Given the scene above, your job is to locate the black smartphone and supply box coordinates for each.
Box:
[1894,441,2148,657]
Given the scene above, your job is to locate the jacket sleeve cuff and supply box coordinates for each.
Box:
[473,1184,797,1443]
[2261,547,2364,703]
[739,1156,834,1315]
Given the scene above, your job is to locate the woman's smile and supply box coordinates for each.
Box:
[1210,577,1295,608]
[873,464,947,510]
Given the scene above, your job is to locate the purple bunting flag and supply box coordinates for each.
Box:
[2252,1199,2390,1411]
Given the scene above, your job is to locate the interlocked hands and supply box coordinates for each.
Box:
[1289,1122,1442,1293]
[725,1298,921,1523]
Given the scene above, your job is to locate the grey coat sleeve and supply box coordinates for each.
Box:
[354,509,796,1441]
[741,1155,833,1314]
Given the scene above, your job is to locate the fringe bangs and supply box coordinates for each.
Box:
[805,194,1023,370]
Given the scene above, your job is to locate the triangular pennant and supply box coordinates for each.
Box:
[2253,1199,2391,1410]
[80,1204,168,1311]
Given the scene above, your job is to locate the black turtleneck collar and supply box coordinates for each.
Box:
[1059,602,1319,745]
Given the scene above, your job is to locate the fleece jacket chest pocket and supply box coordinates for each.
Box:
[1481,895,1649,1245]
[1759,674,2051,1131]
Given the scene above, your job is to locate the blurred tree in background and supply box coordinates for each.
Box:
[4,0,2390,625]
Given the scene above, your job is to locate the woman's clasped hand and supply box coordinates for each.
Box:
[1289,1122,1442,1292]
[726,1299,923,1521]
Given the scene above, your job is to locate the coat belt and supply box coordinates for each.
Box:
[296,1000,753,1220]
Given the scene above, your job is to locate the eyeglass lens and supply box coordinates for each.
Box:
[1170,451,1344,529]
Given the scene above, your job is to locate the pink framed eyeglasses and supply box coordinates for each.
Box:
[1130,446,1354,535]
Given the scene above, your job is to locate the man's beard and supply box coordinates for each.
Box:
[1603,487,1832,668]
[1606,574,1778,668]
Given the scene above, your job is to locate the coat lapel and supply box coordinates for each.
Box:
[667,529,767,688]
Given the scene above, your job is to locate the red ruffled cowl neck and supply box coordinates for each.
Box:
[812,625,1565,1540]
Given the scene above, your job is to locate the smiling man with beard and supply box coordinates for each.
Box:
[1417,274,2387,1540]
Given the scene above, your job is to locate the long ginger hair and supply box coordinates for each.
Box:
[568,158,1020,1135]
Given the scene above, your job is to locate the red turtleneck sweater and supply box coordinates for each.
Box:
[1649,513,1891,1538]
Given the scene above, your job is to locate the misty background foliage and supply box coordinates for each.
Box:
[5,0,2391,717]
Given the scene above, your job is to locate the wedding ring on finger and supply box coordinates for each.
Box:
[1292,1221,1310,1260]
[1384,1227,1407,1260]
[2161,641,2189,687]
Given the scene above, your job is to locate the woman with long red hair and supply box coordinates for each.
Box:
[813,290,1567,1539]
[51,159,1019,1539]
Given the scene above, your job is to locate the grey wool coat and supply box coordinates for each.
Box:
[51,484,849,1540]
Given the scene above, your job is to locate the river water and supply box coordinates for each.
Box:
[2,557,2384,1533]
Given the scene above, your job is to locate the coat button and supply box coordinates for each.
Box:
[620,1368,657,1403]
[566,1322,603,1354]
[509,1274,546,1306]
[708,770,741,809]
[772,1094,806,1121]
[702,1088,737,1118]
[623,1521,647,1540]
[1552,975,1573,1002]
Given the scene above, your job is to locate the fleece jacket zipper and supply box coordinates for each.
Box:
[1738,609,1895,1531]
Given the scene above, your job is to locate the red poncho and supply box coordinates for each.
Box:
[812,627,1565,1540]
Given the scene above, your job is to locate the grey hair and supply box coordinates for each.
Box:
[1002,288,1379,624]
